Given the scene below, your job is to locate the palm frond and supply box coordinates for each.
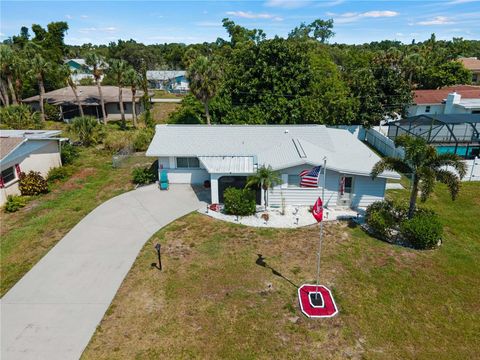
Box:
[418,167,436,202]
[431,153,468,179]
[435,169,462,200]
[371,157,411,178]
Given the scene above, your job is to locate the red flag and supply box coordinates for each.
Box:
[312,197,323,222]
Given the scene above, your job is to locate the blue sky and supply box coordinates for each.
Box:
[1,0,479,45]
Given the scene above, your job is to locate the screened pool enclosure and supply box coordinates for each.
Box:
[387,114,480,159]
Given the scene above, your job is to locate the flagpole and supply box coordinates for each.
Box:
[315,156,327,298]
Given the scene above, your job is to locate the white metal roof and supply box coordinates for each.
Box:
[146,125,400,179]
[458,98,480,109]
[147,70,186,81]
[199,156,255,174]
[0,130,61,139]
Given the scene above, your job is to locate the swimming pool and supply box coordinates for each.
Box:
[436,145,479,158]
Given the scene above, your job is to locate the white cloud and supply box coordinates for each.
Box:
[79,27,118,33]
[264,0,311,8]
[80,15,88,19]
[65,14,72,20]
[226,11,283,21]
[417,16,454,25]
[396,32,404,37]
[332,10,399,23]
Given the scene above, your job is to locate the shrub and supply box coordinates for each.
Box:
[0,104,42,130]
[79,77,94,86]
[44,103,61,121]
[69,116,104,146]
[4,195,27,213]
[365,200,396,238]
[104,132,133,152]
[401,213,443,250]
[132,167,156,184]
[47,167,71,182]
[133,128,154,151]
[223,187,256,216]
[61,142,80,165]
[18,171,49,196]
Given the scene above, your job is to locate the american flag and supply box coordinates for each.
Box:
[299,166,321,188]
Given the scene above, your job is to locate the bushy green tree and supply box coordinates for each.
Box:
[69,116,104,146]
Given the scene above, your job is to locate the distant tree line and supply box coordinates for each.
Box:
[1,19,479,127]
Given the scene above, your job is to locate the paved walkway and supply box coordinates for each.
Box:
[1,185,203,360]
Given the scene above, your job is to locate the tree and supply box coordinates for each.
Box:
[61,64,84,117]
[371,135,467,219]
[245,165,281,208]
[0,45,18,104]
[69,116,104,146]
[0,104,42,129]
[288,18,335,43]
[85,53,107,124]
[187,56,222,125]
[124,67,142,128]
[28,54,50,122]
[108,59,129,128]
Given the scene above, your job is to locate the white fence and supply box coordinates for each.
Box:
[449,158,480,182]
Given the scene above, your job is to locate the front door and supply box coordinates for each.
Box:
[337,176,353,207]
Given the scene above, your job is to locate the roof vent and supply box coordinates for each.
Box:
[284,129,289,134]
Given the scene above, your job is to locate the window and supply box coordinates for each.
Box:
[176,157,200,169]
[288,174,300,188]
[425,105,431,113]
[1,166,16,184]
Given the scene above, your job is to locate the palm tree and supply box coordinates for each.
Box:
[108,59,129,128]
[124,67,142,128]
[85,53,107,125]
[371,135,467,219]
[28,54,50,122]
[0,45,18,105]
[61,64,84,117]
[187,56,221,125]
[245,165,282,208]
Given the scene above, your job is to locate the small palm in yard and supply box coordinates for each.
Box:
[85,53,107,125]
[108,59,130,128]
[371,134,467,218]
[245,165,281,208]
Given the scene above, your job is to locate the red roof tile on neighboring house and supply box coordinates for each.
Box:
[413,85,480,105]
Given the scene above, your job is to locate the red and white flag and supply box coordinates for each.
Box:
[312,197,323,222]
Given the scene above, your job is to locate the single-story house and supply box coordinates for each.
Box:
[457,57,480,85]
[23,86,153,121]
[146,70,189,93]
[0,130,64,205]
[64,58,95,84]
[408,85,480,117]
[146,125,400,209]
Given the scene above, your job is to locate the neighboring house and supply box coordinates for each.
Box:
[146,125,399,209]
[408,85,480,116]
[64,59,97,84]
[146,70,189,93]
[23,86,153,121]
[0,130,63,205]
[457,57,480,84]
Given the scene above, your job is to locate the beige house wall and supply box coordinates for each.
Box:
[0,141,61,205]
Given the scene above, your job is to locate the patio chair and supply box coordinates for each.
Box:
[160,170,169,190]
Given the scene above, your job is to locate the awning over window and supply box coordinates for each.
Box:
[198,156,256,174]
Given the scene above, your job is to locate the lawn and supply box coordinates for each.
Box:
[82,182,480,359]
[0,147,153,296]
[152,90,186,99]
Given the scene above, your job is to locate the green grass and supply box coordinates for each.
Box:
[0,147,153,296]
[82,183,480,359]
[152,90,185,99]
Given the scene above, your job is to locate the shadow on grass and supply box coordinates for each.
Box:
[256,254,299,289]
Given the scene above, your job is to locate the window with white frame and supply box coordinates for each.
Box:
[176,157,200,169]
[1,166,16,184]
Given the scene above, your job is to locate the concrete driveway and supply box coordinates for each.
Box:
[1,185,203,360]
